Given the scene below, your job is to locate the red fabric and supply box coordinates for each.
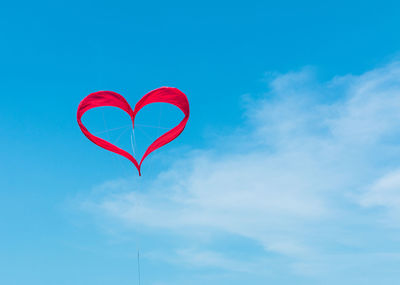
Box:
[77,87,190,176]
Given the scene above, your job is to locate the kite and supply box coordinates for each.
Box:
[77,87,190,175]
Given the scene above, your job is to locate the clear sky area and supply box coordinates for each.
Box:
[2,1,400,284]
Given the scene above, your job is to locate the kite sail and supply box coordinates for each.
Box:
[77,87,190,175]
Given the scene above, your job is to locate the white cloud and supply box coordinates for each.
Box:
[80,62,400,278]
[360,169,400,222]
[146,248,264,273]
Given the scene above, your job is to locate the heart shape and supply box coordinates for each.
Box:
[77,87,190,176]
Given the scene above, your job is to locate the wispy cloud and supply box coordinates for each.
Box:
[146,248,265,273]
[360,168,400,224]
[80,62,400,281]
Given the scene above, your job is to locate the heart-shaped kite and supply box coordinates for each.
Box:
[77,87,190,176]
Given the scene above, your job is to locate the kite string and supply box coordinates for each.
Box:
[136,123,169,130]
[133,104,163,285]
[98,115,140,285]
[97,50,135,282]
[101,106,168,285]
[101,110,109,140]
[131,129,136,157]
[113,126,131,145]
[130,127,141,285]
[94,124,131,135]
[138,249,141,285]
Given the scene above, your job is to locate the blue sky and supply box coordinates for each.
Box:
[2,0,400,284]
